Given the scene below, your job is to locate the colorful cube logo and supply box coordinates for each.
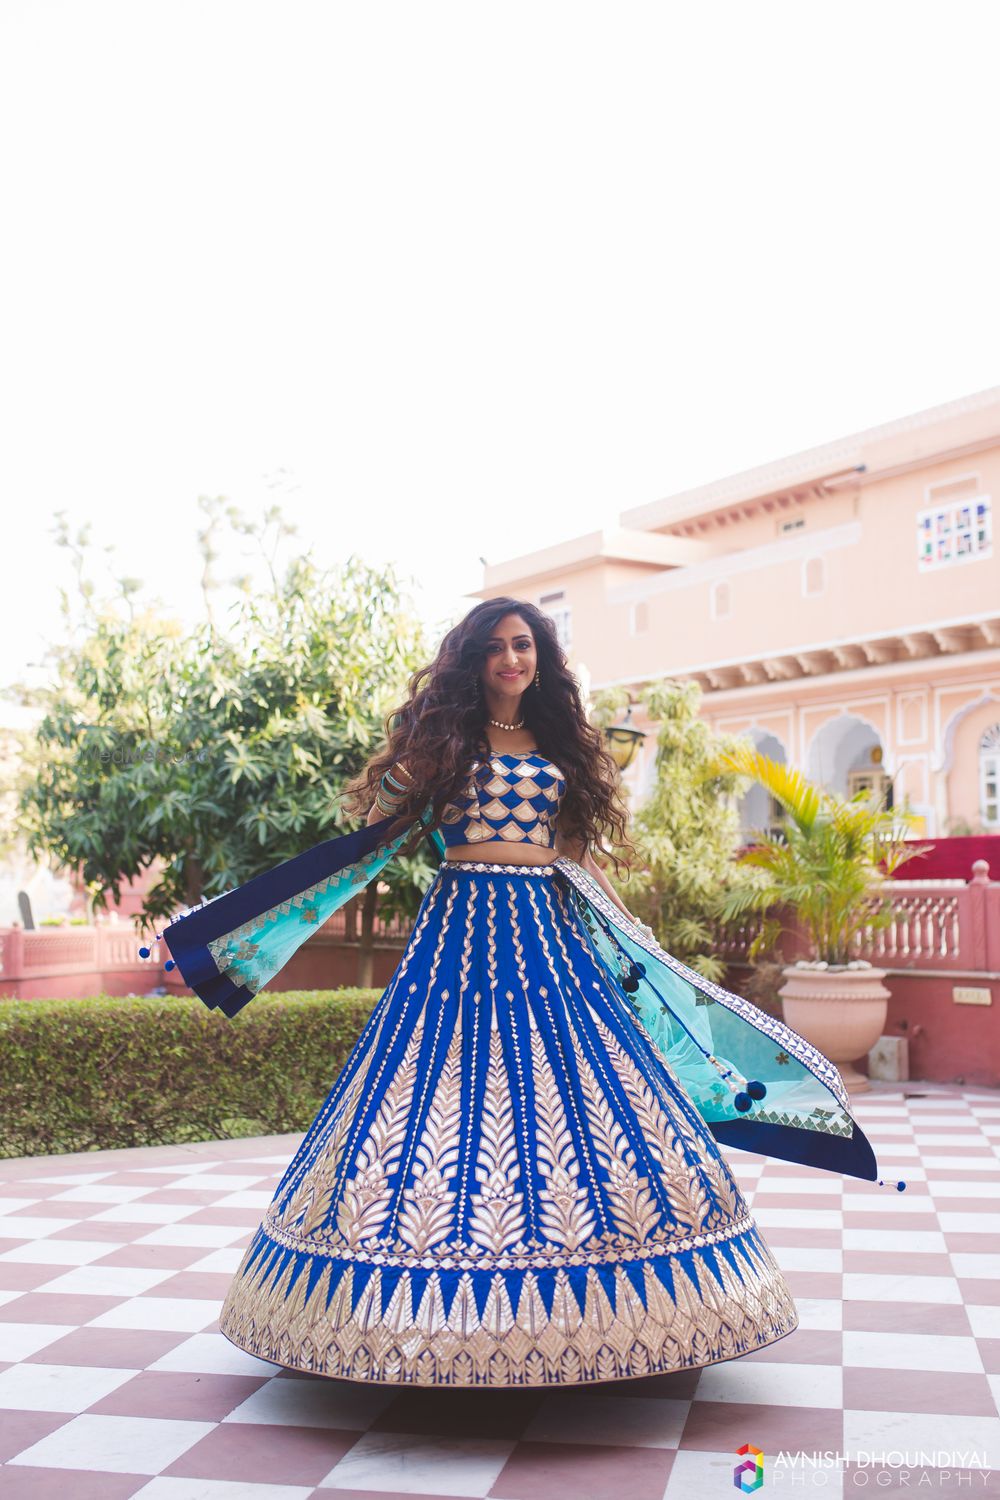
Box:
[734,1442,764,1491]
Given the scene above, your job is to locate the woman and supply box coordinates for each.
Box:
[156,596,891,1388]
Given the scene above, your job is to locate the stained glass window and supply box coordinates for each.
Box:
[917,494,992,570]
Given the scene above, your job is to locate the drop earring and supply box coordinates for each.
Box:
[534,669,541,688]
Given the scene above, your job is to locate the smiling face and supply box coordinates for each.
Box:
[478,612,537,714]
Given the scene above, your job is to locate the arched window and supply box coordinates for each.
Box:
[981,723,1000,827]
[629,600,649,635]
[711,580,731,619]
[803,556,824,596]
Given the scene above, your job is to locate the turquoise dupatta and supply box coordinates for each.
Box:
[157,806,445,1018]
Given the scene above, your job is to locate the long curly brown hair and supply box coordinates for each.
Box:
[340,596,637,878]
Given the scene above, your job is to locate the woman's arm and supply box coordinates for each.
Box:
[553,828,635,921]
[366,761,417,828]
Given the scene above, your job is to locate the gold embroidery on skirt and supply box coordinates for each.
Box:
[394,878,481,1253]
[218,864,801,1385]
[456,891,483,1232]
[530,1027,597,1252]
[551,878,727,1171]
[337,1024,423,1249]
[528,878,678,1244]
[218,1235,798,1385]
[512,884,609,1237]
[262,1196,758,1269]
[572,1037,664,1246]
[536,878,751,1247]
[273,874,450,1229]
[274,1041,381,1239]
[468,1026,527,1254]
[592,1012,721,1235]
[397,1028,463,1253]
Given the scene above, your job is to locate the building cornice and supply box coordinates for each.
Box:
[471,526,710,595]
[588,612,1000,700]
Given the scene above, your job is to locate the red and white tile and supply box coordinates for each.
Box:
[0,1089,998,1497]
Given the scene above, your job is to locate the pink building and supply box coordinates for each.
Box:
[473,386,1000,840]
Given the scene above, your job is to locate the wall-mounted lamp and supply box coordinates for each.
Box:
[603,697,647,772]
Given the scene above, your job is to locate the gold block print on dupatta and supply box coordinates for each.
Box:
[218,864,798,1386]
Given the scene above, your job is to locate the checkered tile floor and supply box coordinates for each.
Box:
[1,1085,999,1497]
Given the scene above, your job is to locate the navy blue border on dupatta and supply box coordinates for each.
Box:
[710,1117,878,1180]
[161,813,416,1019]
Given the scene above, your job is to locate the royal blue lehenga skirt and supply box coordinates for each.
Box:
[208,855,880,1387]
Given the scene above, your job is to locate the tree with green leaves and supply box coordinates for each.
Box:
[5,500,440,984]
[590,678,757,983]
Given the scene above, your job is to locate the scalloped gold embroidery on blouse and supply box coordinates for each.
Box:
[438,753,566,852]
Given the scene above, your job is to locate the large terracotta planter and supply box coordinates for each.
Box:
[777,964,891,1094]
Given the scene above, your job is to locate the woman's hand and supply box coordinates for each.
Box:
[580,848,636,921]
[553,835,656,939]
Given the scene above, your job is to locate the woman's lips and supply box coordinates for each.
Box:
[498,671,522,679]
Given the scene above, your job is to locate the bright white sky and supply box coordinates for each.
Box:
[3,0,1000,712]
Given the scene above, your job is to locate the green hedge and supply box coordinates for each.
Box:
[0,989,380,1159]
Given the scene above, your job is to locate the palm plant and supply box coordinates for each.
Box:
[702,746,931,966]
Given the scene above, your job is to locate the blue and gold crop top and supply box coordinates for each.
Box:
[437,752,567,849]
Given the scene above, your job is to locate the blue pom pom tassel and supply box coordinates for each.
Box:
[734,1091,752,1113]
[138,946,150,959]
[164,959,175,970]
[746,1079,767,1100]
